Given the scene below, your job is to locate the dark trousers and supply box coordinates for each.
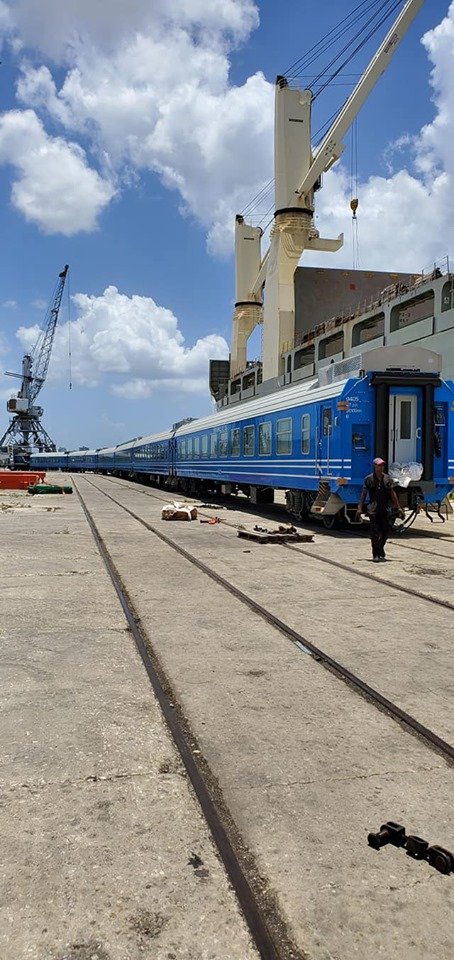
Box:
[369,512,389,557]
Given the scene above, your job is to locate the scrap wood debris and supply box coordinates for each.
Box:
[238,523,314,544]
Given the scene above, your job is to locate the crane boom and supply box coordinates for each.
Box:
[0,264,69,465]
[297,0,425,201]
[30,264,69,402]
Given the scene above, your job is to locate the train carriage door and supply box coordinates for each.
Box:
[170,435,177,476]
[318,405,333,474]
[388,389,421,463]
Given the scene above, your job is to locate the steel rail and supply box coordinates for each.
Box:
[284,543,454,612]
[76,475,454,765]
[98,474,454,610]
[74,480,293,960]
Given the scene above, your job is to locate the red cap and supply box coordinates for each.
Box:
[373,457,385,465]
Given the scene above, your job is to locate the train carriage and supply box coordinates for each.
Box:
[172,346,454,522]
[67,449,98,471]
[31,346,454,525]
[31,450,69,471]
[130,430,172,484]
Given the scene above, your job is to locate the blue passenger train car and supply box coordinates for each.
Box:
[31,346,454,524]
[31,450,69,471]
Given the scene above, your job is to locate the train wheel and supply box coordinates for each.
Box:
[300,491,316,520]
[321,512,341,530]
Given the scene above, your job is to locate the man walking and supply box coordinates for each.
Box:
[356,457,402,562]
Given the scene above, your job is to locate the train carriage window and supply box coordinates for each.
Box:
[210,434,217,458]
[230,428,240,457]
[259,421,272,456]
[301,414,311,455]
[277,418,292,455]
[201,435,208,458]
[243,425,255,456]
[187,438,193,459]
[323,408,332,436]
[400,401,412,440]
[180,439,185,460]
[220,430,228,457]
[194,436,200,459]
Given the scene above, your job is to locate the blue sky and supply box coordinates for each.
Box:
[0,0,452,450]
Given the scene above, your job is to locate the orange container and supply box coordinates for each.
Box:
[0,471,46,489]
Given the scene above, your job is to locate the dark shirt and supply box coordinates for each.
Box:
[361,472,393,516]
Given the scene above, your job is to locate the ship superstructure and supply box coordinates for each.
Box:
[211,261,454,407]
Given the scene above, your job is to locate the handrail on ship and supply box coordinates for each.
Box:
[285,263,451,356]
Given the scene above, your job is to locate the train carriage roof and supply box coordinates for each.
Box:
[130,430,174,449]
[31,451,67,460]
[67,448,98,458]
[174,376,350,436]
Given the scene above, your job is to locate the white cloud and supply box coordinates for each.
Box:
[16,285,228,397]
[3,0,271,252]
[10,0,259,59]
[0,109,115,233]
[0,1,12,39]
[1,299,17,309]
[0,0,453,268]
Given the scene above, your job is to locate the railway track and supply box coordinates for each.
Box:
[73,478,296,960]
[93,474,454,613]
[73,474,454,767]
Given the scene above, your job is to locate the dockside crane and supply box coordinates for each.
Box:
[231,0,425,383]
[1,265,69,466]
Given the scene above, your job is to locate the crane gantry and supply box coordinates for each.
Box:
[230,0,425,383]
[0,265,69,467]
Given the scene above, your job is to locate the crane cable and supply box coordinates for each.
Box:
[241,0,403,224]
[284,0,383,79]
[350,118,360,269]
[311,0,402,100]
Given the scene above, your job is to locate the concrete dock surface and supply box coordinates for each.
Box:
[0,484,259,960]
[1,474,453,960]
